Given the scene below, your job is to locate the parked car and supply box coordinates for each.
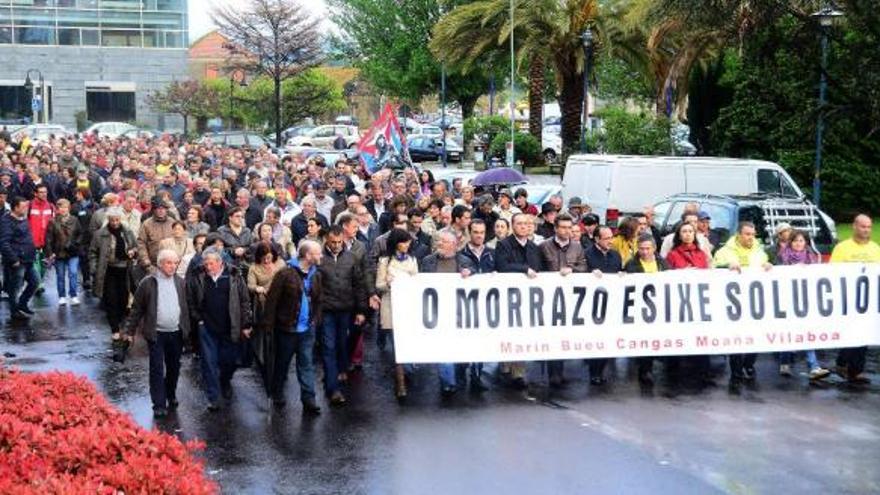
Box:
[121,127,158,139]
[561,154,806,224]
[82,122,137,139]
[653,193,837,255]
[519,184,562,207]
[199,131,277,152]
[11,124,72,142]
[416,125,444,139]
[268,125,314,143]
[408,135,462,163]
[334,115,360,127]
[287,125,360,149]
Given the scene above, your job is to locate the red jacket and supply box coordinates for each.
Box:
[666,242,709,269]
[28,198,55,249]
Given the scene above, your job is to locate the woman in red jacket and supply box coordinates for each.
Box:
[665,222,714,387]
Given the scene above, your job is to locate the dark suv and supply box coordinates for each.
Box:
[653,193,838,255]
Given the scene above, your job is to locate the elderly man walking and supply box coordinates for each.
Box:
[124,249,189,418]
[188,246,252,411]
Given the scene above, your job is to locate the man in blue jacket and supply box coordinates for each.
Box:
[0,196,38,321]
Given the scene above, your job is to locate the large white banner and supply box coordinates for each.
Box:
[390,264,880,363]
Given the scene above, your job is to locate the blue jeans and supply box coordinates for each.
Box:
[198,323,241,402]
[272,330,316,403]
[779,351,820,370]
[4,262,38,313]
[148,331,183,409]
[55,256,79,298]
[320,311,351,394]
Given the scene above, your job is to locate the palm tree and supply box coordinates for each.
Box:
[432,0,602,155]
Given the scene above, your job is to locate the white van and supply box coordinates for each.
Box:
[561,154,805,221]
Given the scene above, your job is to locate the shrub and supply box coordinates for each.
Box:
[590,106,674,155]
[463,115,511,146]
[0,366,217,494]
[489,132,542,168]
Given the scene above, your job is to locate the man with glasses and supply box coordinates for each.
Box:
[584,226,622,386]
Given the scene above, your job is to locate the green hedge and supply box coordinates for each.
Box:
[489,132,542,167]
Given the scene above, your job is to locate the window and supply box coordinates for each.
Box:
[81,28,98,45]
[757,169,781,195]
[226,134,246,146]
[247,134,266,147]
[699,203,734,233]
[0,26,11,43]
[86,90,135,122]
[653,201,671,230]
[666,202,687,230]
[58,27,79,45]
[16,26,55,44]
[101,29,141,47]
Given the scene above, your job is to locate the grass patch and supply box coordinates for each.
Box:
[835,217,880,243]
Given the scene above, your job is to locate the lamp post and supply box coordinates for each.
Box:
[23,69,45,124]
[580,29,594,153]
[507,0,516,169]
[227,69,247,131]
[810,5,843,209]
[441,63,448,168]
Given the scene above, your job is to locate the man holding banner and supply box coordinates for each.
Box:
[830,214,880,384]
[712,221,772,388]
[494,213,543,390]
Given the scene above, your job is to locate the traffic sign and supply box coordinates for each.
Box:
[31,97,42,112]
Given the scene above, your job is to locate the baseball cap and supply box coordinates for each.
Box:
[697,210,711,220]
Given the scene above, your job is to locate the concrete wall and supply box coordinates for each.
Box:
[0,46,188,131]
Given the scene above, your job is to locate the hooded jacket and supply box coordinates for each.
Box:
[712,235,769,269]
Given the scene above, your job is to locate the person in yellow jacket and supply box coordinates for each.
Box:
[610,216,640,266]
[713,221,772,388]
[830,214,880,384]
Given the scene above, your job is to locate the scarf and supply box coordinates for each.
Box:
[108,225,127,262]
[778,246,818,265]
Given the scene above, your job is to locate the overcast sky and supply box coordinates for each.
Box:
[189,0,331,41]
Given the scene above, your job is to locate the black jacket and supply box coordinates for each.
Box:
[260,265,323,333]
[290,213,329,245]
[495,235,542,273]
[365,198,389,223]
[624,254,669,273]
[585,245,623,274]
[319,247,367,313]
[0,213,36,265]
[187,266,252,342]
[457,244,495,274]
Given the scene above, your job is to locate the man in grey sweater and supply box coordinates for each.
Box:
[124,248,190,418]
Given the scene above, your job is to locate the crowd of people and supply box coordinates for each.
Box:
[0,128,877,419]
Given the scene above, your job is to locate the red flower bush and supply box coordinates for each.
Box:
[0,366,217,494]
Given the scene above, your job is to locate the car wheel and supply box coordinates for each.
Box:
[543,149,557,165]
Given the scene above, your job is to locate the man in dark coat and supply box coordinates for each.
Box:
[0,196,38,320]
[317,226,366,406]
[260,240,323,414]
[494,213,543,389]
[624,233,672,387]
[187,246,253,411]
[584,226,623,385]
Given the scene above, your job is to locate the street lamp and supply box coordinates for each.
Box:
[441,63,447,168]
[227,69,247,131]
[810,5,843,209]
[580,28,594,153]
[24,69,45,124]
[508,0,515,169]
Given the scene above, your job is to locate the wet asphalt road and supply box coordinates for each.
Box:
[3,277,880,494]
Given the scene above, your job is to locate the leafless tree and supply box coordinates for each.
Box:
[212,0,323,147]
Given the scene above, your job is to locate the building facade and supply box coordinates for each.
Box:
[0,0,188,131]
